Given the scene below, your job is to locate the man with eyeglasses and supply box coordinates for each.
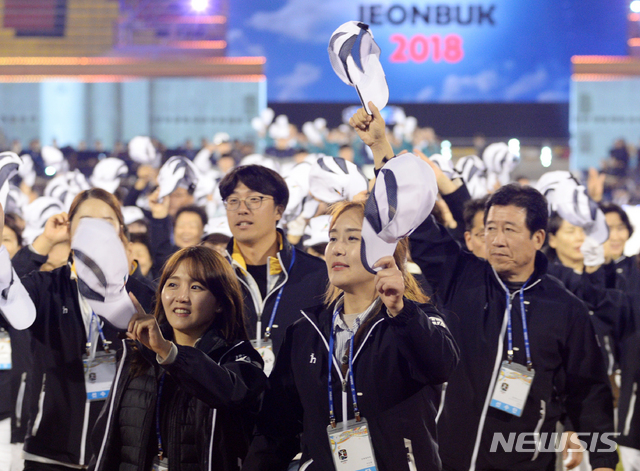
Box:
[218,165,328,374]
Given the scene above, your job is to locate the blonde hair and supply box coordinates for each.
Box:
[323,201,429,306]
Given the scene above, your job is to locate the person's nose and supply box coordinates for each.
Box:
[175,285,190,303]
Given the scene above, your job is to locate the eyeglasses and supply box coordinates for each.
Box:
[223,195,274,211]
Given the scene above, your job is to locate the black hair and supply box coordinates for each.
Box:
[129,232,151,250]
[3,212,23,247]
[600,202,634,237]
[463,196,489,232]
[218,165,289,210]
[484,183,548,236]
[174,204,208,228]
[541,211,564,262]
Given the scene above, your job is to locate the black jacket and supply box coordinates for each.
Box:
[603,255,640,449]
[224,230,328,356]
[409,216,618,471]
[242,298,459,471]
[7,246,156,467]
[91,325,266,471]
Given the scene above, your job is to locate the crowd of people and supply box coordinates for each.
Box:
[0,101,637,471]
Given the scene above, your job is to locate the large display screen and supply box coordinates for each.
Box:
[228,0,627,103]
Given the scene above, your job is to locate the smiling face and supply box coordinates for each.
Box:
[548,219,585,267]
[603,211,630,262]
[325,207,375,293]
[69,198,121,240]
[161,260,218,345]
[225,182,283,246]
[174,211,204,249]
[485,204,545,282]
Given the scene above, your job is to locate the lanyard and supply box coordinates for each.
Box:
[506,278,533,369]
[263,248,296,339]
[156,372,166,460]
[86,312,111,358]
[328,307,362,429]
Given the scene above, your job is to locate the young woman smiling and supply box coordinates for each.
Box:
[90,246,266,471]
[243,201,459,471]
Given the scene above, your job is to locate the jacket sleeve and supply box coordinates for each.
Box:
[562,299,618,470]
[386,300,459,385]
[12,245,48,278]
[408,214,475,302]
[161,340,266,410]
[242,326,304,471]
[442,183,472,244]
[148,216,177,274]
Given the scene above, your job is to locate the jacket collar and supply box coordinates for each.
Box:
[158,322,229,356]
[226,228,293,276]
[490,250,548,293]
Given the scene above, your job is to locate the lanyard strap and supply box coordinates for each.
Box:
[156,373,166,459]
[506,279,533,369]
[327,306,362,428]
[264,249,296,339]
[86,312,111,357]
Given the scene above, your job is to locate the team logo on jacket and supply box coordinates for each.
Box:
[429,316,447,328]
[309,353,317,364]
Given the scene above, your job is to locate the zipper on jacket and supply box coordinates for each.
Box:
[299,459,314,471]
[31,374,46,437]
[531,400,546,461]
[435,382,447,424]
[79,400,90,465]
[208,409,218,471]
[405,438,417,471]
[603,336,614,376]
[94,339,128,471]
[15,372,26,428]
[623,382,637,436]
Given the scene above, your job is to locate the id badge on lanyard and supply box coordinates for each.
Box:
[490,284,535,417]
[83,312,116,401]
[327,418,378,471]
[152,456,169,471]
[0,330,11,370]
[251,249,295,377]
[250,338,275,376]
[83,350,116,401]
[490,361,535,417]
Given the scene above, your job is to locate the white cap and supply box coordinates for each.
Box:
[483,142,519,187]
[128,136,160,167]
[455,155,488,199]
[328,21,389,115]
[239,154,280,173]
[18,154,36,187]
[303,215,331,248]
[309,156,368,204]
[0,152,22,210]
[203,216,233,238]
[213,132,230,146]
[44,170,91,211]
[429,153,458,181]
[552,183,609,245]
[41,146,64,168]
[91,158,128,194]
[157,156,199,200]
[22,196,65,245]
[534,170,579,211]
[122,206,145,226]
[0,246,36,330]
[71,218,136,330]
[268,115,291,140]
[361,153,437,272]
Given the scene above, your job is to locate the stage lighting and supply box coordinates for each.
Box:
[508,138,520,157]
[191,0,209,12]
[631,0,640,13]
[441,140,452,160]
[540,146,552,168]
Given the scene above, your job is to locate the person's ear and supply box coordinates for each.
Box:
[275,204,284,221]
[464,231,473,251]
[533,229,546,250]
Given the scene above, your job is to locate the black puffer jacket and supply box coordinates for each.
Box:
[90,324,266,471]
